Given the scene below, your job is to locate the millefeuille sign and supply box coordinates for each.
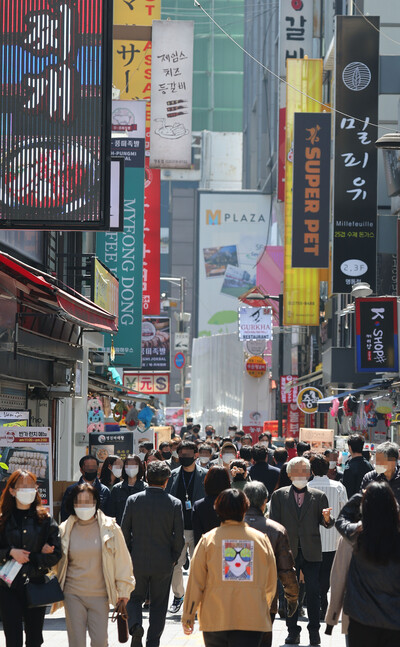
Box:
[292,112,331,268]
[355,297,398,373]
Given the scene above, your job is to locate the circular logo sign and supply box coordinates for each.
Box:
[342,62,371,92]
[245,340,267,356]
[246,356,267,378]
[297,387,323,414]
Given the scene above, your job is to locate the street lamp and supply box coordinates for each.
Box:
[351,282,372,298]
[375,133,400,149]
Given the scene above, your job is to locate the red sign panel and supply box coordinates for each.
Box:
[280,375,298,404]
[278,107,286,202]
[142,158,161,314]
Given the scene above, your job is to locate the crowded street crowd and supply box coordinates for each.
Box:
[0,421,399,647]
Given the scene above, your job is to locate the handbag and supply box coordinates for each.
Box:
[111,600,129,643]
[25,574,64,608]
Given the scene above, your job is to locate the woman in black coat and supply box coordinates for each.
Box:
[192,466,231,545]
[106,454,147,525]
[0,469,61,647]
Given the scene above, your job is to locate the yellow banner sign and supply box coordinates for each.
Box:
[284,59,323,326]
[113,39,152,137]
[114,0,160,26]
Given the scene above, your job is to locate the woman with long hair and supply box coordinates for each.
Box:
[99,455,123,490]
[344,481,400,646]
[0,469,61,646]
[182,488,277,647]
[57,483,135,647]
[107,455,146,525]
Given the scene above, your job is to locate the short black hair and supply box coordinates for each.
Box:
[215,489,249,522]
[252,443,267,463]
[239,446,252,461]
[159,441,171,450]
[235,430,245,437]
[274,448,288,464]
[230,459,247,473]
[122,454,144,481]
[228,425,237,431]
[178,440,197,453]
[310,454,329,477]
[79,454,99,469]
[186,417,193,422]
[146,460,171,486]
[296,441,311,457]
[258,432,268,441]
[204,466,231,496]
[285,439,295,449]
[348,434,364,454]
[139,441,154,451]
[198,444,212,455]
[65,483,100,517]
[242,434,253,444]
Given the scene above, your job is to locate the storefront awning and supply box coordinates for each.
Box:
[0,252,118,333]
[317,380,393,412]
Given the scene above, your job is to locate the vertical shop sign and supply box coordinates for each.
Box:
[114,0,160,25]
[280,376,298,404]
[278,108,286,202]
[143,160,161,314]
[355,297,398,373]
[284,59,322,326]
[292,112,331,268]
[332,16,379,293]
[96,101,146,367]
[279,0,314,76]
[150,21,194,169]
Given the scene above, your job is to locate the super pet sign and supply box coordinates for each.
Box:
[0,0,112,229]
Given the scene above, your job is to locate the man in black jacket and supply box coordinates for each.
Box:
[360,441,400,503]
[249,444,280,494]
[60,455,110,521]
[121,461,184,647]
[342,434,372,498]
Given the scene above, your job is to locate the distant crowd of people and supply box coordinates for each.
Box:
[0,421,399,647]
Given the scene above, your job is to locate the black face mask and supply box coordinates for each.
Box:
[162,451,172,460]
[206,430,213,436]
[83,470,97,482]
[179,456,195,467]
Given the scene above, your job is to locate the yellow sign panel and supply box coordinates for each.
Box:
[93,259,119,322]
[114,0,160,26]
[284,59,323,326]
[246,356,267,379]
[297,387,323,414]
[113,39,152,137]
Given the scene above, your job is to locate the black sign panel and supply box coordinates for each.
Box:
[292,112,331,268]
[141,316,170,372]
[332,16,379,293]
[0,0,112,229]
[356,297,398,373]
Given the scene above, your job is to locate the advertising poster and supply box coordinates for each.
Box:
[150,20,194,169]
[198,192,271,336]
[89,431,134,466]
[141,316,170,371]
[355,297,398,372]
[96,101,146,367]
[279,0,314,77]
[0,427,52,510]
[292,112,331,268]
[332,16,379,293]
[299,427,334,452]
[164,407,184,431]
[0,411,30,427]
[142,160,161,314]
[0,0,112,229]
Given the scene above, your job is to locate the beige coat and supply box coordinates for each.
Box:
[55,510,135,608]
[182,520,277,632]
[325,536,352,634]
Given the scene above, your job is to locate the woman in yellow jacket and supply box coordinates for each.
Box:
[182,488,277,647]
[57,483,135,647]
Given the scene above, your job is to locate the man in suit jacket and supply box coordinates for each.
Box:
[270,457,334,647]
[60,454,110,521]
[121,461,184,647]
[165,440,207,614]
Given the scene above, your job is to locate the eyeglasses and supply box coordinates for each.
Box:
[224,547,252,562]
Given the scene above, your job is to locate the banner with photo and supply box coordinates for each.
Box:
[197,191,271,337]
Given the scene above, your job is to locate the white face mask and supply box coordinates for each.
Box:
[199,456,210,464]
[125,466,139,478]
[112,466,123,478]
[292,478,308,489]
[15,488,37,505]
[75,506,96,521]
[236,442,242,450]
[260,441,268,448]
[375,464,387,475]
[172,450,179,459]
[329,461,337,469]
[223,453,236,464]
[138,452,146,462]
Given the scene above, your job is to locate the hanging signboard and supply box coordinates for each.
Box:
[280,376,299,404]
[150,20,194,169]
[355,297,398,373]
[238,307,273,341]
[89,430,134,466]
[0,411,30,427]
[292,112,331,268]
[0,0,112,229]
[114,0,160,28]
[123,372,170,394]
[142,160,161,314]
[141,316,170,371]
[299,427,334,452]
[91,259,119,327]
[332,16,379,293]
[0,427,52,510]
[297,387,323,414]
[279,0,314,77]
[246,356,267,378]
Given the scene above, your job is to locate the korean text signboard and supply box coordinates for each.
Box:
[150,21,194,169]
[280,375,298,404]
[279,0,314,77]
[332,16,379,293]
[238,307,272,341]
[356,297,398,373]
[0,0,112,229]
[0,427,52,510]
[292,112,331,268]
[89,431,134,466]
[142,161,161,314]
[96,101,146,367]
[141,317,170,371]
[296,387,323,414]
[114,0,160,26]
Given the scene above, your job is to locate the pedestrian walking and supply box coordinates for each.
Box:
[57,483,134,647]
[269,456,334,646]
[121,461,184,647]
[342,434,373,498]
[99,455,123,489]
[229,459,251,490]
[244,481,299,647]
[0,469,62,647]
[60,454,110,521]
[106,455,147,525]
[182,488,277,647]
[249,444,280,494]
[197,443,213,469]
[192,466,231,545]
[360,441,400,503]
[324,449,343,482]
[165,441,207,614]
